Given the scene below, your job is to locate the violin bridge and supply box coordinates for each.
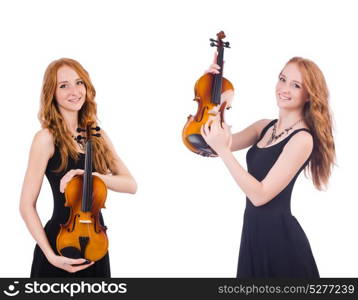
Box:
[79,220,92,224]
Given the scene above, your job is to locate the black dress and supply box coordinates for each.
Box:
[237,119,319,278]
[30,145,111,277]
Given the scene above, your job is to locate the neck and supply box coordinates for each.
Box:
[60,109,79,133]
[276,109,304,132]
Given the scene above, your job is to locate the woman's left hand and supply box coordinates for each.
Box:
[201,117,232,156]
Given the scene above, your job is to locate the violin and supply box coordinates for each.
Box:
[56,122,108,262]
[182,31,234,157]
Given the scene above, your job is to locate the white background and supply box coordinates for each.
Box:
[0,0,357,277]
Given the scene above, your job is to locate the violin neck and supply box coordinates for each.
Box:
[81,140,93,212]
[211,46,224,105]
[216,46,224,68]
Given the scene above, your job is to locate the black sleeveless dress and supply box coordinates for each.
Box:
[237,119,319,278]
[30,145,111,277]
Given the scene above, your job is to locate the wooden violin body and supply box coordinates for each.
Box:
[182,31,234,157]
[56,175,108,262]
[56,124,108,262]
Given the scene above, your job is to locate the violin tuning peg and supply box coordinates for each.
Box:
[76,135,85,142]
[91,126,101,131]
[76,127,86,132]
[92,133,101,137]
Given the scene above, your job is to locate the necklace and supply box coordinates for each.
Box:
[265,119,303,146]
[71,133,85,150]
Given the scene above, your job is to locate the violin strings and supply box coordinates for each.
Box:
[212,46,224,105]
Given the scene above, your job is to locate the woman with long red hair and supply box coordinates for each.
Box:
[20,58,137,277]
[202,56,335,277]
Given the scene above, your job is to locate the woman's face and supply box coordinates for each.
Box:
[276,63,309,110]
[55,65,86,112]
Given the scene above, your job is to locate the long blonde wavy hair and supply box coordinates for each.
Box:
[283,57,336,191]
[38,58,116,174]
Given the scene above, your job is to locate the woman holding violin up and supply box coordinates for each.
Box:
[19,58,137,277]
[201,54,335,277]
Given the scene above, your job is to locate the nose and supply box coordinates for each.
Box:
[278,82,290,96]
[68,84,81,96]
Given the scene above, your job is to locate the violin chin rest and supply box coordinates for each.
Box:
[60,247,82,259]
[186,134,217,157]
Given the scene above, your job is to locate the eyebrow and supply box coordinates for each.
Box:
[279,74,302,85]
[58,78,83,85]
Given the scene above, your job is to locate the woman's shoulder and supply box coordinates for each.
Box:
[254,118,275,136]
[34,128,54,143]
[284,128,314,157]
[255,118,275,128]
[32,128,55,158]
[290,129,314,145]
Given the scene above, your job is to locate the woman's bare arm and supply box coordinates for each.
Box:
[221,131,313,206]
[20,129,93,272]
[230,119,272,151]
[19,129,55,260]
[93,129,137,194]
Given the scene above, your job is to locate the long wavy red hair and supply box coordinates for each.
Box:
[38,58,116,174]
[283,57,336,190]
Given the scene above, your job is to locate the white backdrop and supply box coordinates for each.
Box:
[0,0,357,277]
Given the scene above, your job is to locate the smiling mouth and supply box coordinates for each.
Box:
[68,97,81,103]
[279,94,291,101]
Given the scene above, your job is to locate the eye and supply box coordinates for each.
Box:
[77,80,84,85]
[59,84,67,88]
[279,76,285,82]
[293,83,301,89]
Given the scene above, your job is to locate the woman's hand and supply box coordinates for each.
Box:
[205,52,221,74]
[60,169,84,193]
[201,117,232,156]
[47,253,94,273]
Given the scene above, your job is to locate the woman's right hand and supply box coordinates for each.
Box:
[48,253,95,273]
[60,169,85,193]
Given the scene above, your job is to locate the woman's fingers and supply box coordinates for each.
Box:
[60,181,66,193]
[205,52,220,74]
[64,257,94,273]
[66,257,88,265]
[211,63,220,70]
[223,123,233,147]
[205,121,211,135]
[60,169,84,193]
[205,51,226,74]
[200,124,206,137]
[67,261,95,273]
[72,169,85,176]
[222,122,230,131]
[50,255,94,273]
[209,117,220,132]
[212,51,218,64]
[205,63,221,74]
[69,262,95,273]
[201,121,212,140]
